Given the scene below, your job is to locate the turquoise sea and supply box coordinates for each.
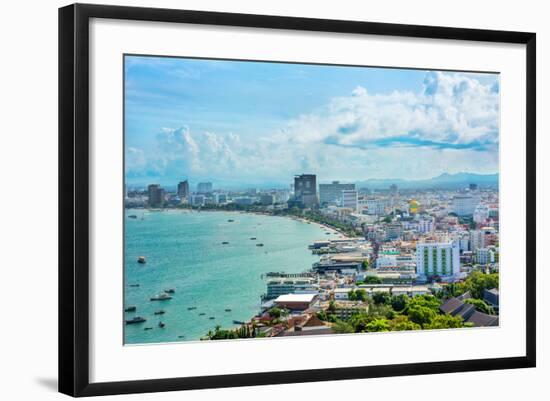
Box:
[124,209,333,344]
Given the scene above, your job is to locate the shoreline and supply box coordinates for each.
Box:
[132,207,350,240]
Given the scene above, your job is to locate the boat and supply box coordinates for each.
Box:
[187,306,197,310]
[128,215,138,219]
[124,306,136,312]
[198,313,206,316]
[250,237,257,240]
[144,327,153,331]
[164,288,175,294]
[150,293,172,301]
[256,243,264,247]
[233,320,245,325]
[227,219,235,222]
[222,241,229,245]
[125,316,146,324]
[158,321,165,328]
[137,256,146,264]
[224,309,232,312]
[154,310,165,315]
[129,284,140,287]
[178,335,185,339]
[209,317,215,320]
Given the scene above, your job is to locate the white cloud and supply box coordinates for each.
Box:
[126,71,499,185]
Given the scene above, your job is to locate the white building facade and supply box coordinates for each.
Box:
[416,240,461,280]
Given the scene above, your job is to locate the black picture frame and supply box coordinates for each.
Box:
[59,3,536,397]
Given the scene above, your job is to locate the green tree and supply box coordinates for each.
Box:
[349,313,374,332]
[355,289,367,302]
[424,314,464,329]
[366,319,390,332]
[464,298,495,315]
[389,315,421,331]
[391,294,409,312]
[332,320,354,334]
[268,307,282,319]
[372,291,391,305]
[362,260,370,269]
[406,294,441,312]
[363,275,382,284]
[407,305,437,326]
[383,216,392,223]
[463,272,499,299]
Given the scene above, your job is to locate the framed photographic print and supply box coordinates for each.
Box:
[58,3,536,397]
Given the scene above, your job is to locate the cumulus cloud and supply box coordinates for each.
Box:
[126,71,499,184]
[280,71,499,151]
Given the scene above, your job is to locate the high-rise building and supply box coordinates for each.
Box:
[214,193,227,204]
[416,240,461,279]
[365,198,386,216]
[147,184,165,208]
[390,184,399,196]
[319,181,355,206]
[293,174,318,208]
[259,194,274,206]
[197,182,213,194]
[452,194,478,216]
[177,180,189,198]
[340,189,358,211]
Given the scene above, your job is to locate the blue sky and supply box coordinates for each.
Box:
[125,55,499,188]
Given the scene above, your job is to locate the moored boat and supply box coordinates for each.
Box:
[150,293,172,301]
[233,320,245,325]
[256,243,264,247]
[137,256,146,264]
[187,306,197,310]
[125,316,146,324]
[154,310,165,315]
[124,306,136,312]
[164,288,175,294]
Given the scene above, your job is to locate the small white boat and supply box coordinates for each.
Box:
[150,293,172,301]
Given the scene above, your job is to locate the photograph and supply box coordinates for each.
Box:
[123,55,500,344]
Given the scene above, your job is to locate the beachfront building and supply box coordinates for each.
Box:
[293,174,318,208]
[197,182,213,194]
[319,181,355,206]
[340,189,358,211]
[177,180,189,198]
[147,184,165,208]
[416,240,461,280]
[190,194,205,206]
[266,278,318,299]
[274,293,319,310]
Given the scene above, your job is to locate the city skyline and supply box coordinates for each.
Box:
[125,56,500,187]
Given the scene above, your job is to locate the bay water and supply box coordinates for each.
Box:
[124,209,335,344]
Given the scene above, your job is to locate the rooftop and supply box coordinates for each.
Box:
[274,293,318,303]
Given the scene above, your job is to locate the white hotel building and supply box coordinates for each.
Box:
[416,240,461,281]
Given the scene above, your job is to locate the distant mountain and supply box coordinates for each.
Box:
[356,172,499,190]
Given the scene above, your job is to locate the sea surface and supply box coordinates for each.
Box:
[124,209,335,344]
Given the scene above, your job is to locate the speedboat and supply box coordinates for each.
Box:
[137,256,146,264]
[233,320,245,325]
[124,306,136,312]
[222,241,229,245]
[128,215,138,219]
[225,308,232,312]
[154,310,165,315]
[187,306,197,310]
[158,321,165,328]
[125,316,146,324]
[256,243,264,247]
[150,293,172,301]
[164,288,175,294]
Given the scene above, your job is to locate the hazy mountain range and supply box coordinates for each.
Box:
[355,172,499,190]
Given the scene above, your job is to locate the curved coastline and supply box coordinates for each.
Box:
[124,208,327,344]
